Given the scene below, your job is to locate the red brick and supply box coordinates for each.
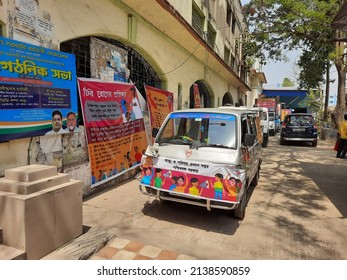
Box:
[96,245,119,259]
[123,241,145,253]
[133,254,152,260]
[156,250,179,260]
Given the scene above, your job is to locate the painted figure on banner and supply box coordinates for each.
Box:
[130,87,142,119]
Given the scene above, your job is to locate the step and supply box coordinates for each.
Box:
[4,164,57,183]
[0,173,70,194]
[0,244,26,260]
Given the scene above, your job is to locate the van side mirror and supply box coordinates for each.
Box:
[152,128,159,138]
[244,134,256,146]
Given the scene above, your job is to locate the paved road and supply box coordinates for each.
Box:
[83,135,347,259]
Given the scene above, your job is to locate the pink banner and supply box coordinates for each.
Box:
[193,83,201,108]
[78,78,148,186]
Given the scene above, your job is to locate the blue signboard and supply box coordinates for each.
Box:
[0,37,77,142]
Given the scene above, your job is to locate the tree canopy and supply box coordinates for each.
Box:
[243,0,346,123]
[282,77,294,87]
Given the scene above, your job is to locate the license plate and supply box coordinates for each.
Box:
[293,128,305,132]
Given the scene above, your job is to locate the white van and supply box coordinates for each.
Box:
[139,107,262,219]
[221,106,269,147]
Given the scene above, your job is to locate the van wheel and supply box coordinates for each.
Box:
[234,190,247,219]
[250,169,259,186]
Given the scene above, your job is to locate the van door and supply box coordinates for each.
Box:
[241,114,261,187]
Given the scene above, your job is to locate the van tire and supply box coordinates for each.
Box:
[234,190,247,219]
[250,169,259,186]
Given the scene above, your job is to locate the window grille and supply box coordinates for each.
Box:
[226,2,232,25]
[192,6,204,37]
[60,36,162,124]
[224,46,230,64]
[207,23,216,48]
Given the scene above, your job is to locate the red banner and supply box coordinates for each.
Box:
[193,83,201,108]
[78,78,148,187]
[144,85,173,138]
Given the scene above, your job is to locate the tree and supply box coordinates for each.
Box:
[243,0,346,125]
[303,89,324,122]
[282,77,294,87]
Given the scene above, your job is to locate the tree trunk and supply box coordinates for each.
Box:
[332,37,347,128]
[323,63,330,122]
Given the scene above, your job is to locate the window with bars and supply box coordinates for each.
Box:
[231,13,236,34]
[224,46,230,65]
[206,23,216,48]
[60,36,162,124]
[226,2,232,26]
[192,5,205,37]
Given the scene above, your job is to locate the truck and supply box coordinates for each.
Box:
[257,98,277,136]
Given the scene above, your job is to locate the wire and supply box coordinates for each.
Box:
[157,42,202,76]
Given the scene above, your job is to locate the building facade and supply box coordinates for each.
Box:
[0,0,253,195]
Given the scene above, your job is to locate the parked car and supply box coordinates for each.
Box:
[139,107,263,219]
[280,113,318,146]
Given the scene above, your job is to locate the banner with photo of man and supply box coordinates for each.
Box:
[77,78,148,187]
[0,37,77,142]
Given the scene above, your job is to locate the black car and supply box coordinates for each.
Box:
[280,113,318,146]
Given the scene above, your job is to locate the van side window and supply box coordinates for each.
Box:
[248,115,257,135]
[241,115,249,144]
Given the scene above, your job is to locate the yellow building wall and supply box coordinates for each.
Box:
[0,0,242,184]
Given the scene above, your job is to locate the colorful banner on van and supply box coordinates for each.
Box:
[0,37,77,142]
[140,155,246,203]
[144,85,173,142]
[77,78,148,187]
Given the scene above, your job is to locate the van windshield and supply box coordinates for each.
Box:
[156,112,237,149]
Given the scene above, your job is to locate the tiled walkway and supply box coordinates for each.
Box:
[88,237,197,260]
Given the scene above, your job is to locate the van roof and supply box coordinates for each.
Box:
[175,107,257,116]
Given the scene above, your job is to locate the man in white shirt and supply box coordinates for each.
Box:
[40,110,66,153]
[64,111,80,134]
[45,110,66,135]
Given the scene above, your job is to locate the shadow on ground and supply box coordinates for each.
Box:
[300,161,347,218]
[141,198,241,235]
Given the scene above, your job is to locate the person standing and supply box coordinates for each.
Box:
[337,114,347,159]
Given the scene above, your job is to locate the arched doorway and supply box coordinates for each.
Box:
[189,81,212,108]
[222,92,234,106]
[60,36,162,124]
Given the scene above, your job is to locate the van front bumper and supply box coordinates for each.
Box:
[139,184,238,211]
